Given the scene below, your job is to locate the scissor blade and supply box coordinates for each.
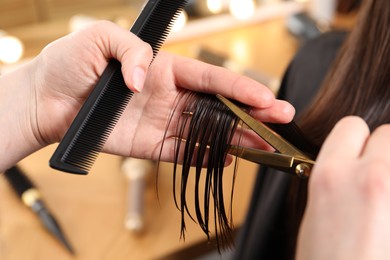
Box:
[229,145,315,176]
[217,94,307,158]
[229,145,294,170]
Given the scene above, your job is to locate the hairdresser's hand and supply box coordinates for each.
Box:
[0,21,294,171]
[35,21,294,160]
[32,22,294,160]
[0,21,153,171]
[109,50,295,160]
[36,22,294,156]
[296,116,390,260]
[32,20,154,144]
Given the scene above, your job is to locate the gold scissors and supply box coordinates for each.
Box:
[216,94,315,178]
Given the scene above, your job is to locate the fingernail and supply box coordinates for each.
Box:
[132,66,146,92]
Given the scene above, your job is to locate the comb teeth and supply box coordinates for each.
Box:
[50,0,189,175]
[133,0,188,56]
[62,64,131,173]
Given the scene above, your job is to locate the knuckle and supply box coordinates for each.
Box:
[94,20,111,27]
[373,124,390,138]
[359,159,390,199]
[143,44,154,59]
[310,160,342,194]
[200,67,213,92]
[130,39,153,61]
[88,20,113,32]
[375,124,390,132]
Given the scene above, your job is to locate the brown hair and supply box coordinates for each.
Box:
[287,0,390,257]
[299,0,390,145]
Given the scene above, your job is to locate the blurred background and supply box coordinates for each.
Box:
[0,0,360,259]
[0,0,359,77]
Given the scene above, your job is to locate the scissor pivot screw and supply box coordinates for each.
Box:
[295,163,310,178]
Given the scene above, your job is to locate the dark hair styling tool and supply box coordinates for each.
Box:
[49,0,189,175]
[4,166,75,254]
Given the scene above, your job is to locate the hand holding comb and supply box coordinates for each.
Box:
[49,0,189,175]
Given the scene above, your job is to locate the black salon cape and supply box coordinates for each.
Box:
[233,31,347,260]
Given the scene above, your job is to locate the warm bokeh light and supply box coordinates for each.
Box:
[0,35,24,64]
[229,0,255,20]
[69,14,97,32]
[115,16,132,29]
[231,37,250,65]
[172,10,188,33]
[207,0,223,14]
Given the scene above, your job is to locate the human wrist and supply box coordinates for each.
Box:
[0,61,44,172]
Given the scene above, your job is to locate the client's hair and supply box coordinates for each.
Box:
[159,91,246,249]
[299,0,390,144]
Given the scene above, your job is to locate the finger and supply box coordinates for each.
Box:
[363,124,390,161]
[317,116,370,162]
[250,99,295,123]
[170,54,282,109]
[90,21,154,92]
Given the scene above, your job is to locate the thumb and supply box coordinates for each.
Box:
[92,21,153,93]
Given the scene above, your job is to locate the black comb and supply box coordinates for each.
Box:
[49,0,188,175]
